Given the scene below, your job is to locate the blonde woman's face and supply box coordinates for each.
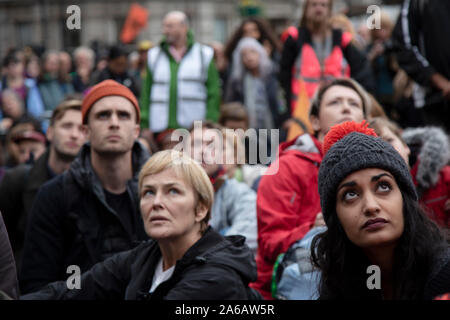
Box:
[140,168,207,241]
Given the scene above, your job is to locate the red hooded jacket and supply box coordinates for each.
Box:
[251,134,323,299]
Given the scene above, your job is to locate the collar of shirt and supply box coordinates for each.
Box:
[169,45,187,63]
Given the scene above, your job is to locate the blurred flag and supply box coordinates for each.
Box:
[120,3,149,44]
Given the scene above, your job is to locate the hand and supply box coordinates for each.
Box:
[431,73,450,100]
[313,212,325,227]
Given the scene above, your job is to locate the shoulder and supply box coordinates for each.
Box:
[1,164,30,186]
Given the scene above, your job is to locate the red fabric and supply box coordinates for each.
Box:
[251,135,323,299]
[281,26,298,43]
[411,162,450,229]
[322,120,376,155]
[291,33,351,101]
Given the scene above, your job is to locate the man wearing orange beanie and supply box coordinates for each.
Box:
[20,80,150,294]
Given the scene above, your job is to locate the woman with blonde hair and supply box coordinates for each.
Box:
[22,150,258,300]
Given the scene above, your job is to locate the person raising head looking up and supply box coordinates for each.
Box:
[311,121,449,300]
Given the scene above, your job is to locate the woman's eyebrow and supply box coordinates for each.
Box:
[338,181,356,191]
[371,173,393,182]
[142,182,181,188]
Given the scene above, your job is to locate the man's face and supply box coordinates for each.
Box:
[311,85,365,142]
[306,0,330,26]
[86,96,140,155]
[163,16,188,45]
[45,53,60,75]
[47,109,86,159]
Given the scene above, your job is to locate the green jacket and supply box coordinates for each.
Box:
[139,31,221,130]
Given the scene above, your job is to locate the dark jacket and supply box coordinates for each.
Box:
[21,227,258,300]
[0,212,19,299]
[392,0,450,105]
[280,27,375,107]
[0,150,52,270]
[424,248,450,300]
[20,142,150,294]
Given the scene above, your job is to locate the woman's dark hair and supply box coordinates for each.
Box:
[224,17,281,62]
[311,191,447,299]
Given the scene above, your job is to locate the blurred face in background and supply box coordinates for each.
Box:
[47,109,86,160]
[163,13,188,45]
[6,57,24,78]
[242,21,261,40]
[59,52,72,75]
[305,0,331,26]
[26,56,41,79]
[241,47,260,73]
[1,91,24,120]
[378,126,410,165]
[44,53,60,75]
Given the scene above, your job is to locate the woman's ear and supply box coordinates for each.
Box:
[310,114,321,132]
[195,203,208,223]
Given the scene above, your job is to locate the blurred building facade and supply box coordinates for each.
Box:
[0,0,400,57]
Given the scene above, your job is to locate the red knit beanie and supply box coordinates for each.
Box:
[81,80,140,124]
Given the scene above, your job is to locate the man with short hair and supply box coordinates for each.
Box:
[139,11,221,137]
[20,80,149,294]
[0,97,86,272]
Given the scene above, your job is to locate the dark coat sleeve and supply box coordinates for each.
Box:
[0,166,29,237]
[20,248,136,300]
[19,176,68,294]
[279,35,299,109]
[164,264,249,300]
[392,0,435,86]
[343,42,376,94]
[0,212,19,299]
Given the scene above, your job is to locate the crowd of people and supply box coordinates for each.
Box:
[0,0,449,301]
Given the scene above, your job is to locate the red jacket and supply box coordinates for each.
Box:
[411,163,450,228]
[251,134,323,299]
[403,127,450,229]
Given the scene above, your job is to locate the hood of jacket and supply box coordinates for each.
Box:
[279,133,323,164]
[402,126,450,189]
[68,140,150,193]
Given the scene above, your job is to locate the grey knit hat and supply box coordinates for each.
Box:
[318,121,418,225]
